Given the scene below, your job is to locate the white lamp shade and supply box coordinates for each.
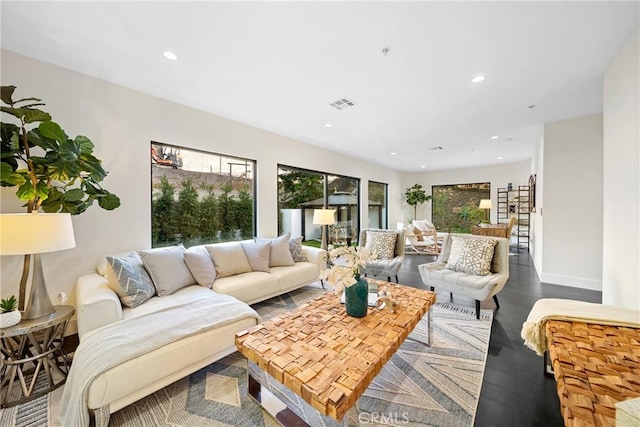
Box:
[479,199,492,210]
[0,213,76,255]
[312,209,336,225]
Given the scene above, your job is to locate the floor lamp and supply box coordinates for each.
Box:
[479,199,492,223]
[313,209,335,251]
[0,213,76,319]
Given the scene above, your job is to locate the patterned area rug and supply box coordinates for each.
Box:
[2,282,492,427]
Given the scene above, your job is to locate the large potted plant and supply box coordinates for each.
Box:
[405,183,432,221]
[1,85,121,310]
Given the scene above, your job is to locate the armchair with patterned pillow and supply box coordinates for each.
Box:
[418,233,509,319]
[358,229,405,283]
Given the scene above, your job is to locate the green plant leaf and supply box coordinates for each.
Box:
[23,109,51,123]
[1,106,26,120]
[79,153,107,180]
[35,180,50,200]
[29,128,56,150]
[48,159,80,182]
[98,192,121,210]
[38,121,67,143]
[1,86,16,105]
[16,181,36,201]
[0,162,25,186]
[63,188,84,201]
[41,201,61,213]
[75,135,95,154]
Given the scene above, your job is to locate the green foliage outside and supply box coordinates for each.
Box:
[278,169,323,209]
[152,176,254,248]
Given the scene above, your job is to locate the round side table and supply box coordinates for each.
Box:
[0,305,74,407]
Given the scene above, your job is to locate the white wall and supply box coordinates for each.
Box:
[541,115,603,290]
[603,28,640,310]
[530,132,544,274]
[0,50,403,331]
[402,160,531,224]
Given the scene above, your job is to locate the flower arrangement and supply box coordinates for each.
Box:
[320,245,377,293]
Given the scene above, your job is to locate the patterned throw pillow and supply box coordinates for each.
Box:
[445,237,498,276]
[106,253,156,308]
[289,236,307,262]
[365,231,397,260]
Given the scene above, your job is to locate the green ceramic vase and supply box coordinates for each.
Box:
[345,276,368,318]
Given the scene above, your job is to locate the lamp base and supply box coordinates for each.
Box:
[321,225,328,251]
[23,253,55,319]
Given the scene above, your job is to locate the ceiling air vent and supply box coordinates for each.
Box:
[329,98,356,110]
[429,146,444,151]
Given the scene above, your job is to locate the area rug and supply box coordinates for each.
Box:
[2,282,492,427]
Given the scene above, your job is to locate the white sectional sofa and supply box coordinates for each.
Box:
[68,236,326,427]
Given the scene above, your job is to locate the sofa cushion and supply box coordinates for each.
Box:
[270,263,318,292]
[289,236,307,262]
[256,234,295,267]
[241,241,271,273]
[138,245,196,296]
[207,242,252,278]
[365,230,397,260]
[445,236,497,276]
[184,245,216,288]
[212,271,280,303]
[105,253,156,308]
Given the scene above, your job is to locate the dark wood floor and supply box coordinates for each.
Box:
[395,249,601,427]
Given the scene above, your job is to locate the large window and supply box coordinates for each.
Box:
[368,181,388,229]
[432,182,489,233]
[278,165,360,246]
[151,142,255,248]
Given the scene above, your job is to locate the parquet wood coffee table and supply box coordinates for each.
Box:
[236,280,436,426]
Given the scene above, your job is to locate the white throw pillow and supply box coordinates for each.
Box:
[445,237,497,276]
[364,231,397,260]
[256,233,295,267]
[138,245,196,296]
[105,253,156,308]
[184,245,217,288]
[207,242,252,278]
[241,241,271,273]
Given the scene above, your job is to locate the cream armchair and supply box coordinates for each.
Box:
[359,229,405,283]
[418,233,509,319]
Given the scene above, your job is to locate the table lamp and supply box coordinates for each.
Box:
[479,199,492,222]
[313,209,335,250]
[0,213,76,319]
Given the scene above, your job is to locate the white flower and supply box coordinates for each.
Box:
[319,245,377,293]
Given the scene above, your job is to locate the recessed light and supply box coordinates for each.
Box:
[324,123,332,128]
[491,135,499,140]
[471,75,485,83]
[390,152,397,156]
[420,165,426,169]
[497,156,504,160]
[163,51,178,61]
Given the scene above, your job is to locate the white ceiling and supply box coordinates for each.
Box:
[1,1,638,172]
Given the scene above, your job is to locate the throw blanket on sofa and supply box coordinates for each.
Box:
[521,298,640,355]
[60,292,261,427]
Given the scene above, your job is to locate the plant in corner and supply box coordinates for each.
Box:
[0,295,21,328]
[0,85,121,310]
[405,183,432,221]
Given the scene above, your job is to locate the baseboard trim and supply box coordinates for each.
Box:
[540,273,602,291]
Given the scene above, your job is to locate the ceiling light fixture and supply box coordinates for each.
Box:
[163,51,178,61]
[420,165,426,169]
[491,135,499,140]
[471,75,485,83]
[390,152,397,156]
[324,123,332,128]
[497,156,504,160]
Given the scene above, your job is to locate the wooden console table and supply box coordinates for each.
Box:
[472,225,510,239]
